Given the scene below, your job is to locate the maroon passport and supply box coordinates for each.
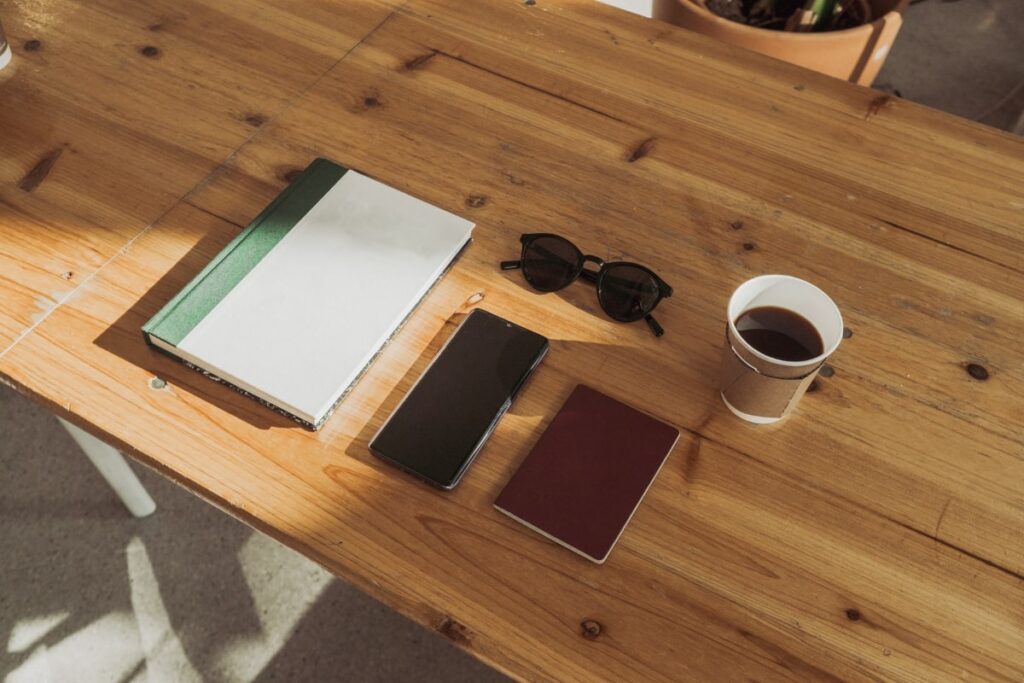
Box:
[494,384,680,564]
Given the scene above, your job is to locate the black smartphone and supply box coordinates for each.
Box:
[369,309,549,489]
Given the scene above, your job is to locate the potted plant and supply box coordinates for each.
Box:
[652,0,910,85]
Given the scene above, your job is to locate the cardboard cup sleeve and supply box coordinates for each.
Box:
[719,324,822,422]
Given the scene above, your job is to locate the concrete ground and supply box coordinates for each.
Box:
[606,0,1024,132]
[1,1,1020,682]
[0,387,508,683]
[875,0,1024,132]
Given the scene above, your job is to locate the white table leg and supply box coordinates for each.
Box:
[58,418,156,518]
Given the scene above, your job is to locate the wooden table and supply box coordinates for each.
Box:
[2,0,1022,679]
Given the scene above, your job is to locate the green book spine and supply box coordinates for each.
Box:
[142,158,346,346]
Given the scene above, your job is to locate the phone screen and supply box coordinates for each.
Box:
[370,309,548,489]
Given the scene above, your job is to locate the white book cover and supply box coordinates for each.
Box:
[143,160,474,428]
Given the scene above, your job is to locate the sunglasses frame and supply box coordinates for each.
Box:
[501,233,673,337]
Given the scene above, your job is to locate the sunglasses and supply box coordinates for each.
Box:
[501,233,673,337]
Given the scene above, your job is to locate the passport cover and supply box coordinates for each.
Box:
[494,384,680,564]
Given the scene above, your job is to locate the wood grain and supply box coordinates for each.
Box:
[0,0,399,351]
[1,0,1022,681]
[186,5,1024,573]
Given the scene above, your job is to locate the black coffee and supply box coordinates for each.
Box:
[735,306,824,362]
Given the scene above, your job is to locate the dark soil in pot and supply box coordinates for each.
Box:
[703,0,870,31]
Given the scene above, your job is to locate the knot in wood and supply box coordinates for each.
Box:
[580,619,602,640]
[965,363,989,381]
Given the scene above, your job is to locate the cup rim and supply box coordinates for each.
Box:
[727,274,843,368]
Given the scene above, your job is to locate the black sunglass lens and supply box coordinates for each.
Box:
[599,264,661,321]
[522,236,581,291]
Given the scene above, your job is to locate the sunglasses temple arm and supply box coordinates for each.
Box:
[500,260,522,270]
[645,314,665,338]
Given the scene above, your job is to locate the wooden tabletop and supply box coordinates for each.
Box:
[2,0,1023,680]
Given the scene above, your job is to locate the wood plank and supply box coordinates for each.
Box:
[405,0,1024,272]
[0,0,398,351]
[1,202,1022,682]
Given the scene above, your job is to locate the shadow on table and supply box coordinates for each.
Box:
[342,301,709,479]
[93,225,295,431]
[91,220,681,436]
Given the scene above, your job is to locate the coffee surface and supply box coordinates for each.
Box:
[735,306,824,362]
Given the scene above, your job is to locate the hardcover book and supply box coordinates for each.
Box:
[142,158,474,429]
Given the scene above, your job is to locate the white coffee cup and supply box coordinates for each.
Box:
[719,275,843,424]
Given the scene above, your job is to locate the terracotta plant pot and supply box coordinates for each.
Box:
[652,0,909,85]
